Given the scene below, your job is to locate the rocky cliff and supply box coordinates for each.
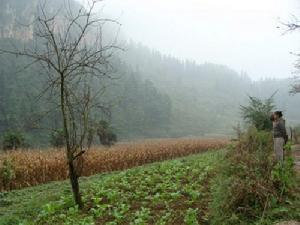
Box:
[0,0,81,41]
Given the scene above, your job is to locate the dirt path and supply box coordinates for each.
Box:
[292,144,300,173]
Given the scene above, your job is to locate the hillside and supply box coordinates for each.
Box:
[116,43,300,136]
[0,0,300,145]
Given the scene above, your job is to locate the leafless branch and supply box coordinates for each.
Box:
[0,0,121,208]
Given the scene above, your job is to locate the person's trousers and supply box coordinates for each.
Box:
[274,137,284,161]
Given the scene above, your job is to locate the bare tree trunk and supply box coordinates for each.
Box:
[60,75,83,209]
[68,159,83,208]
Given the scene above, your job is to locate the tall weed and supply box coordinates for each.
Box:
[209,128,299,225]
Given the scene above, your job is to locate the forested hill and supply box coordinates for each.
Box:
[117,43,300,136]
[0,0,300,146]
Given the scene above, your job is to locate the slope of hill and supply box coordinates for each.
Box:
[0,1,300,145]
[119,43,300,135]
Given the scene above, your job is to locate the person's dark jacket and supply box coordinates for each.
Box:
[273,118,288,141]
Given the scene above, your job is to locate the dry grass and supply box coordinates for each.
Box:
[0,138,229,191]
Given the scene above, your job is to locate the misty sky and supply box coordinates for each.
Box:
[78,0,300,80]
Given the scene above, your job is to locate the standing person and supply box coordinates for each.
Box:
[273,111,288,162]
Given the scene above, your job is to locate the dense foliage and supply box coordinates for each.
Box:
[209,128,299,225]
[240,96,275,131]
[95,121,117,146]
[1,131,26,150]
[50,129,65,148]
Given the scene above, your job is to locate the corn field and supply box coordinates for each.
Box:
[0,138,229,191]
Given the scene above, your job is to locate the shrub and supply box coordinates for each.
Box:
[209,128,298,225]
[96,120,117,146]
[0,159,16,191]
[240,95,275,131]
[1,131,26,150]
[50,129,65,148]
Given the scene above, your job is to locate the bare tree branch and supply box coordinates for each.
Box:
[0,0,121,208]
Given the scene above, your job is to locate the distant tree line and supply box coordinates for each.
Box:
[2,38,300,148]
[1,35,300,148]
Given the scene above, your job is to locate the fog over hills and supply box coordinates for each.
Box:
[0,0,300,145]
[77,0,300,80]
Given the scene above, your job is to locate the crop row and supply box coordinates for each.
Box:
[0,138,229,191]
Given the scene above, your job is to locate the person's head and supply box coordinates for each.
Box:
[274,111,283,120]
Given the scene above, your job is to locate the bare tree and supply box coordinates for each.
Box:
[281,18,300,94]
[0,0,121,208]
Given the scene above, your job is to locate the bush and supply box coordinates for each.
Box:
[0,159,16,191]
[50,129,65,148]
[209,128,298,225]
[96,120,117,147]
[1,131,26,150]
[240,96,275,131]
